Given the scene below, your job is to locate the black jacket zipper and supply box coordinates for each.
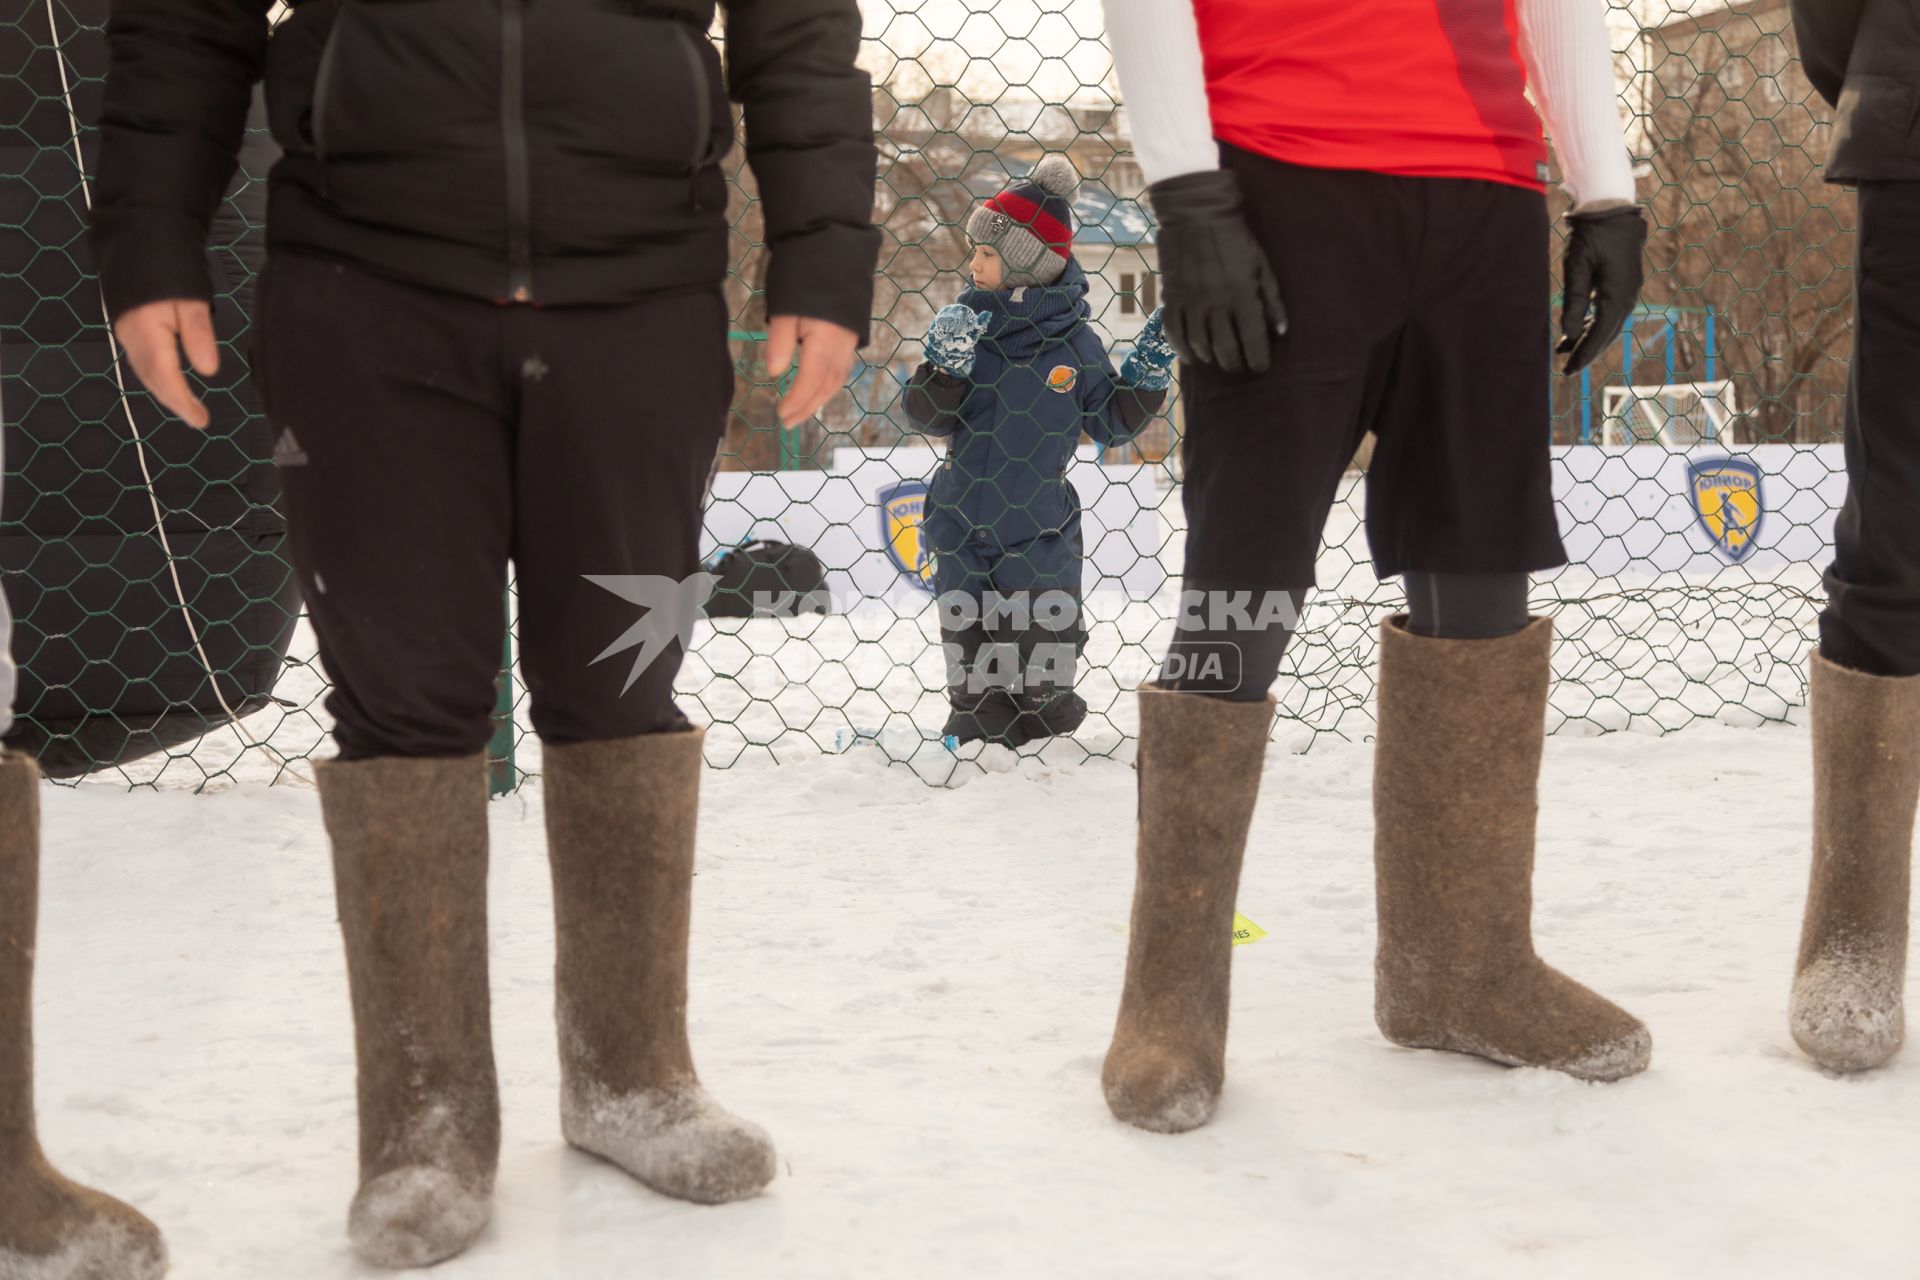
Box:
[501,0,534,303]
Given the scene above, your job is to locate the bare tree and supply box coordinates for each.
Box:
[1637,0,1854,444]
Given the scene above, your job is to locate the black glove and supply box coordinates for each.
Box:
[1558,205,1648,374]
[1148,169,1287,376]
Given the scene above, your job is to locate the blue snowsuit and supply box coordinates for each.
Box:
[903,258,1165,605]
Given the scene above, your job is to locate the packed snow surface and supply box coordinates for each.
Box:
[29,717,1918,1278]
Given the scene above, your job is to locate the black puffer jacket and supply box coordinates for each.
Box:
[1792,0,1920,184]
[90,0,878,336]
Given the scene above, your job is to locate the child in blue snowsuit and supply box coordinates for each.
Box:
[904,155,1175,746]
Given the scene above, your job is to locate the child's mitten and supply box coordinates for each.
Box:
[1119,306,1177,391]
[926,303,993,378]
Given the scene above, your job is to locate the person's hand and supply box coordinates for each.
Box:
[112,297,219,427]
[1119,306,1177,391]
[1558,205,1648,374]
[1149,169,1286,375]
[925,303,991,379]
[113,299,219,429]
[766,315,860,428]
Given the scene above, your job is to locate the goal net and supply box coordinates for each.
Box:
[1600,381,1739,447]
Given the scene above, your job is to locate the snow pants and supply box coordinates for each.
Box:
[1820,180,1920,678]
[928,515,1083,602]
[927,514,1084,696]
[252,252,731,759]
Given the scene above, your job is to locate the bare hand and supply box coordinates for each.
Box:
[113,299,219,429]
[765,315,860,428]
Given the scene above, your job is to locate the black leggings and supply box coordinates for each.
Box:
[1162,572,1530,701]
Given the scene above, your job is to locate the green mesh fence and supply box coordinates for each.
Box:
[0,0,1849,788]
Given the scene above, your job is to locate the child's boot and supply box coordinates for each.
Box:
[940,613,1018,744]
[1007,589,1087,745]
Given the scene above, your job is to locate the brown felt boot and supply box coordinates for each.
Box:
[0,752,168,1280]
[1102,687,1272,1133]
[319,754,500,1269]
[1373,618,1651,1082]
[1789,653,1920,1072]
[543,730,775,1204]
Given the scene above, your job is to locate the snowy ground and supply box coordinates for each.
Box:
[30,715,1918,1279]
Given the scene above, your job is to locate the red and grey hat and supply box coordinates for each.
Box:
[966,154,1080,287]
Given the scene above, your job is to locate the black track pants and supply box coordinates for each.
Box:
[1821,181,1920,678]
[253,252,731,759]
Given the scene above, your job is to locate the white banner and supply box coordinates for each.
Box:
[700,444,1842,610]
[1553,444,1844,577]
[701,445,1168,609]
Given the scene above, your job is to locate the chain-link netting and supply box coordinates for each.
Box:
[0,0,1848,788]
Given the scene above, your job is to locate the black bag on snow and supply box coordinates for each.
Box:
[702,540,830,618]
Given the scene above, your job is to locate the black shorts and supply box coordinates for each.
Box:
[1179,146,1569,589]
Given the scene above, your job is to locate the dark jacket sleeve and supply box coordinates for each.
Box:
[89,0,273,321]
[205,86,279,319]
[1791,0,1867,108]
[1096,385,1168,446]
[1076,334,1166,447]
[722,0,880,343]
[903,363,970,437]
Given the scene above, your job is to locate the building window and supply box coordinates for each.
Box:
[1119,272,1157,315]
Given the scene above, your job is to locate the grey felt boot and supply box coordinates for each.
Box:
[1790,652,1920,1072]
[0,752,168,1280]
[543,730,775,1204]
[319,754,500,1269]
[1372,618,1652,1082]
[1103,687,1272,1133]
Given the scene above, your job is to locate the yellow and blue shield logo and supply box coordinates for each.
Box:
[878,480,936,593]
[1687,457,1765,564]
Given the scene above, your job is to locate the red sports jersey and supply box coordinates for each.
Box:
[1193,0,1549,191]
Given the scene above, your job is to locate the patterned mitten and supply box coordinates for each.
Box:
[926,304,992,378]
[1119,306,1177,391]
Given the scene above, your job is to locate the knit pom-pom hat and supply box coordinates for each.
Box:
[965,154,1079,287]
